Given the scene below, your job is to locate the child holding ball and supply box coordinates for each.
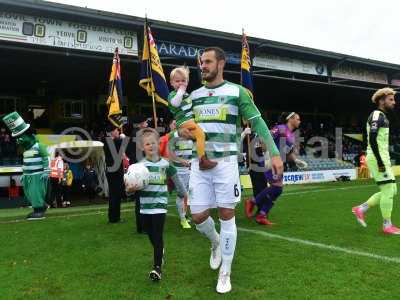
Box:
[125,128,187,281]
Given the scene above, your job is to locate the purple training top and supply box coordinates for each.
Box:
[263,124,295,185]
[270,124,295,155]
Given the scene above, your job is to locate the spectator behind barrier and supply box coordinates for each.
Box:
[8,179,20,198]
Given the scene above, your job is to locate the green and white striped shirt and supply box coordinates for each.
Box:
[23,143,49,175]
[171,138,193,169]
[139,158,177,214]
[190,80,261,159]
[168,91,194,127]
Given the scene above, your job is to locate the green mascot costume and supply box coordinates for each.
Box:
[2,112,50,220]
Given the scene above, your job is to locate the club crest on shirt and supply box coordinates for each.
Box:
[218,96,227,103]
[182,97,192,105]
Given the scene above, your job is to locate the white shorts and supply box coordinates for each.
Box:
[190,203,237,214]
[188,155,241,211]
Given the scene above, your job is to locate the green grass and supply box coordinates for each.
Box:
[1,179,400,299]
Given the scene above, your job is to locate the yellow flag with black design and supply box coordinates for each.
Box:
[241,31,254,99]
[107,48,125,128]
[139,22,169,106]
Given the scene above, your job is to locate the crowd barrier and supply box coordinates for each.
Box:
[240,168,358,188]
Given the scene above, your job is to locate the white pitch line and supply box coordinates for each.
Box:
[166,211,400,265]
[0,183,376,223]
[0,184,377,223]
[0,183,379,224]
[2,207,400,265]
[238,227,400,264]
[282,184,376,196]
[0,210,111,224]
[0,205,177,224]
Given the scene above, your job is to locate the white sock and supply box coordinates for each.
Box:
[219,217,237,274]
[176,197,186,219]
[360,202,369,213]
[383,219,392,228]
[195,216,219,247]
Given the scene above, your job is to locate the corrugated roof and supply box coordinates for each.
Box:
[2,0,400,72]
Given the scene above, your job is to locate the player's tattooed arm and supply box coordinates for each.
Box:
[369,130,385,171]
[369,114,385,171]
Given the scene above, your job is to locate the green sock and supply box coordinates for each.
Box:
[379,183,396,220]
[366,192,381,208]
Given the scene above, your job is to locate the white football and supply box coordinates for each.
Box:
[124,163,150,191]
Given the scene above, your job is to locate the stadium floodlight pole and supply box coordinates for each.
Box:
[145,16,158,129]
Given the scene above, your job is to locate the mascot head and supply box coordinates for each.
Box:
[2,111,36,149]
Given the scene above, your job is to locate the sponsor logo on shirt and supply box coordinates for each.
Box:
[24,150,39,158]
[176,140,192,150]
[148,170,166,185]
[194,105,228,121]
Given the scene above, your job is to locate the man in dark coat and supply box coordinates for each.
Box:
[103,122,126,223]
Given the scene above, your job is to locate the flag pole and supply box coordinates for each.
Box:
[145,17,158,129]
[115,47,124,133]
[241,28,252,169]
[107,47,122,130]
[151,91,157,129]
[246,125,251,170]
[116,47,124,134]
[107,49,116,118]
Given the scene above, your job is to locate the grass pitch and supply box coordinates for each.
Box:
[1,179,400,299]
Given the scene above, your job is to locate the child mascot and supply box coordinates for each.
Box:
[2,112,50,220]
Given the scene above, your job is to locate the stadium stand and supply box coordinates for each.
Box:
[0,127,20,166]
[298,157,354,171]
